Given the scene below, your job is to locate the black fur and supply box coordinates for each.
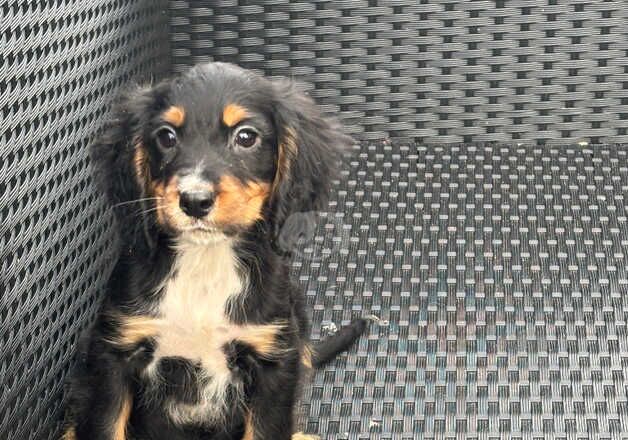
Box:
[62,63,368,440]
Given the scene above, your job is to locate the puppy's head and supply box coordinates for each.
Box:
[92,62,351,249]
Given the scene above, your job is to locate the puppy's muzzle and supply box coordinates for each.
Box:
[179,190,215,218]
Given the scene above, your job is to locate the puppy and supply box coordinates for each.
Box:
[61,62,369,440]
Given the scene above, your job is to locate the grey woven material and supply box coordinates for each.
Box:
[3,0,628,439]
[295,143,628,439]
[169,0,628,144]
[0,1,169,439]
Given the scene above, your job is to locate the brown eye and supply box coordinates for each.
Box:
[234,128,259,149]
[156,127,177,149]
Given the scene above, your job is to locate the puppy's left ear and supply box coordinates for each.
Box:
[270,81,354,235]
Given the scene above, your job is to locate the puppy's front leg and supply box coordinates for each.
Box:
[291,434,320,440]
[243,395,295,440]
[243,410,320,440]
[67,342,134,440]
[228,345,299,440]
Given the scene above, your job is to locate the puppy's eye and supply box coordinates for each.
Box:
[234,128,259,149]
[155,127,177,149]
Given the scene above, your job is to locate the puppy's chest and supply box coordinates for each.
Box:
[148,243,244,377]
[129,242,253,428]
[128,241,288,426]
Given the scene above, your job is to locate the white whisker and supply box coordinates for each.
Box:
[136,206,163,216]
[112,197,163,208]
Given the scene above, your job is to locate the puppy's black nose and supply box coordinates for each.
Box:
[179,191,215,218]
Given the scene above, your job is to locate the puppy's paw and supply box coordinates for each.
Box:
[292,433,320,440]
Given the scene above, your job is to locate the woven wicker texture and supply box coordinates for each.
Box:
[0,2,169,439]
[293,143,628,439]
[169,0,628,144]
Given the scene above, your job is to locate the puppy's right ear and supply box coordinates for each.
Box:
[90,85,160,254]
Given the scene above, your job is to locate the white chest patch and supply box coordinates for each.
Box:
[145,238,246,424]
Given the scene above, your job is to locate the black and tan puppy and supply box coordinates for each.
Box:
[62,62,369,440]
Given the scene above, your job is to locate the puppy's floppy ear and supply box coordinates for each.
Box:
[90,84,162,254]
[270,80,353,236]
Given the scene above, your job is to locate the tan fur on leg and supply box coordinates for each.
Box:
[292,433,320,440]
[61,426,77,440]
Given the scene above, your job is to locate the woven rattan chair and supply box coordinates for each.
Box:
[2,1,628,438]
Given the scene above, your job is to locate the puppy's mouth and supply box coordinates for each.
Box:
[181,221,221,234]
[163,208,236,240]
[178,219,228,240]
[178,225,228,245]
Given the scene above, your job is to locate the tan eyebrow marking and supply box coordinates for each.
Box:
[161,106,186,127]
[222,103,249,127]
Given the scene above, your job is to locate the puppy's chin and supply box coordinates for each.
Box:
[176,228,229,246]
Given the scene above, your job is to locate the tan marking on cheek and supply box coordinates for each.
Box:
[106,315,161,349]
[272,127,298,196]
[162,106,186,127]
[212,176,270,227]
[152,176,184,228]
[222,104,249,127]
[113,392,133,440]
[152,181,168,227]
[164,177,180,206]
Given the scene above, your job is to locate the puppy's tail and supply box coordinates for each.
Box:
[308,317,374,369]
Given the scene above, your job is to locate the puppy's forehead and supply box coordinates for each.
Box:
[170,63,272,126]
